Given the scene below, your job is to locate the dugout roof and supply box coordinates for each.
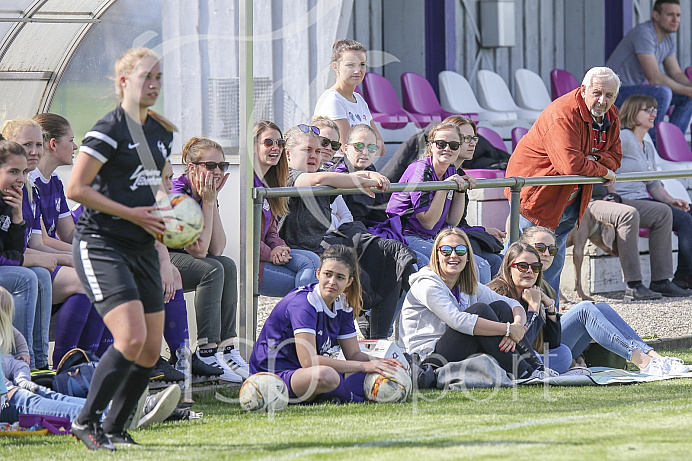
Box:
[0,0,117,120]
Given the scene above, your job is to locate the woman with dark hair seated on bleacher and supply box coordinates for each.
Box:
[253,120,320,297]
[278,124,416,339]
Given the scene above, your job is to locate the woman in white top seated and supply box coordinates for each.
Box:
[399,227,555,380]
[314,39,383,154]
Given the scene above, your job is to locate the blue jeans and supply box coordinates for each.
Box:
[668,205,692,278]
[0,386,106,423]
[513,198,580,304]
[560,301,652,361]
[0,266,52,369]
[615,85,692,146]
[407,235,492,284]
[537,343,573,374]
[258,249,321,297]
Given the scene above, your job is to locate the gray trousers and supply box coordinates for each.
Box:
[588,199,673,282]
[170,252,238,345]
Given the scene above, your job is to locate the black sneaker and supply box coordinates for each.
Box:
[71,419,116,451]
[672,275,692,290]
[191,352,223,377]
[152,356,185,382]
[623,283,663,301]
[105,430,138,446]
[649,280,692,298]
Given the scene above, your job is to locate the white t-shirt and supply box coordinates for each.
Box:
[314,89,373,127]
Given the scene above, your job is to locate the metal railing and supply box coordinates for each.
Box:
[240,169,692,349]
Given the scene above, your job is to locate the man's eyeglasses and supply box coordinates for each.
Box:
[192,161,230,172]
[349,142,378,154]
[438,244,468,257]
[432,140,461,151]
[534,243,558,256]
[319,136,342,151]
[640,107,658,115]
[297,124,320,135]
[262,138,286,149]
[510,262,542,273]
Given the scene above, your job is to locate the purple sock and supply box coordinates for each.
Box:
[52,293,91,366]
[77,305,106,355]
[96,328,114,358]
[163,289,189,351]
[320,373,366,403]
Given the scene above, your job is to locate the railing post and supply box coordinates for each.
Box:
[252,197,262,343]
[509,177,524,243]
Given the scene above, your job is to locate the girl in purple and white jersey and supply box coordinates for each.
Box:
[250,244,401,404]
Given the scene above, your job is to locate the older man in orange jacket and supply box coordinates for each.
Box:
[505,67,622,296]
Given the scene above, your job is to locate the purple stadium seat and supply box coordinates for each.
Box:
[465,169,505,179]
[361,73,409,129]
[477,126,507,152]
[656,121,692,162]
[685,66,692,83]
[401,72,478,128]
[550,69,579,100]
[511,127,529,151]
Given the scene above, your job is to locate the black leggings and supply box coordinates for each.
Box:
[423,301,541,378]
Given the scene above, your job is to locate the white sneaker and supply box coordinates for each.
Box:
[662,356,689,375]
[529,367,558,380]
[223,348,250,380]
[196,351,243,383]
[642,356,671,376]
[561,366,592,376]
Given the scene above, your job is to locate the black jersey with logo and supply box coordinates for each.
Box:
[76,106,173,251]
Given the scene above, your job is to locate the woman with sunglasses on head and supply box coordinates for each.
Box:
[169,137,247,383]
[279,124,415,339]
[518,226,688,375]
[612,94,692,293]
[400,228,555,381]
[66,47,175,450]
[253,120,320,297]
[386,122,495,282]
[487,243,573,374]
[314,39,383,154]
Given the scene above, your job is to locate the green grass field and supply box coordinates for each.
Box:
[3,348,692,460]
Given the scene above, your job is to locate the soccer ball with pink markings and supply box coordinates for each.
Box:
[153,193,204,249]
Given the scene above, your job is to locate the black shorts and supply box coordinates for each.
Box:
[73,236,164,317]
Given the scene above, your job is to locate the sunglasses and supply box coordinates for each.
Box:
[192,161,230,172]
[297,124,320,135]
[460,135,480,144]
[534,243,558,256]
[319,136,342,151]
[510,262,543,273]
[262,138,286,149]
[350,142,378,154]
[432,140,461,151]
[438,244,468,257]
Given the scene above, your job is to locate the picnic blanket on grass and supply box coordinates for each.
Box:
[516,367,692,386]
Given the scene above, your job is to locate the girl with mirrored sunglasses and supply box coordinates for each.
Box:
[313,39,383,156]
[253,120,321,298]
[400,228,557,383]
[517,226,688,376]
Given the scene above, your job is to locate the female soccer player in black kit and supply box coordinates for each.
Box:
[66,47,176,451]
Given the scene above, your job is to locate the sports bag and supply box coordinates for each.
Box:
[52,348,99,398]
